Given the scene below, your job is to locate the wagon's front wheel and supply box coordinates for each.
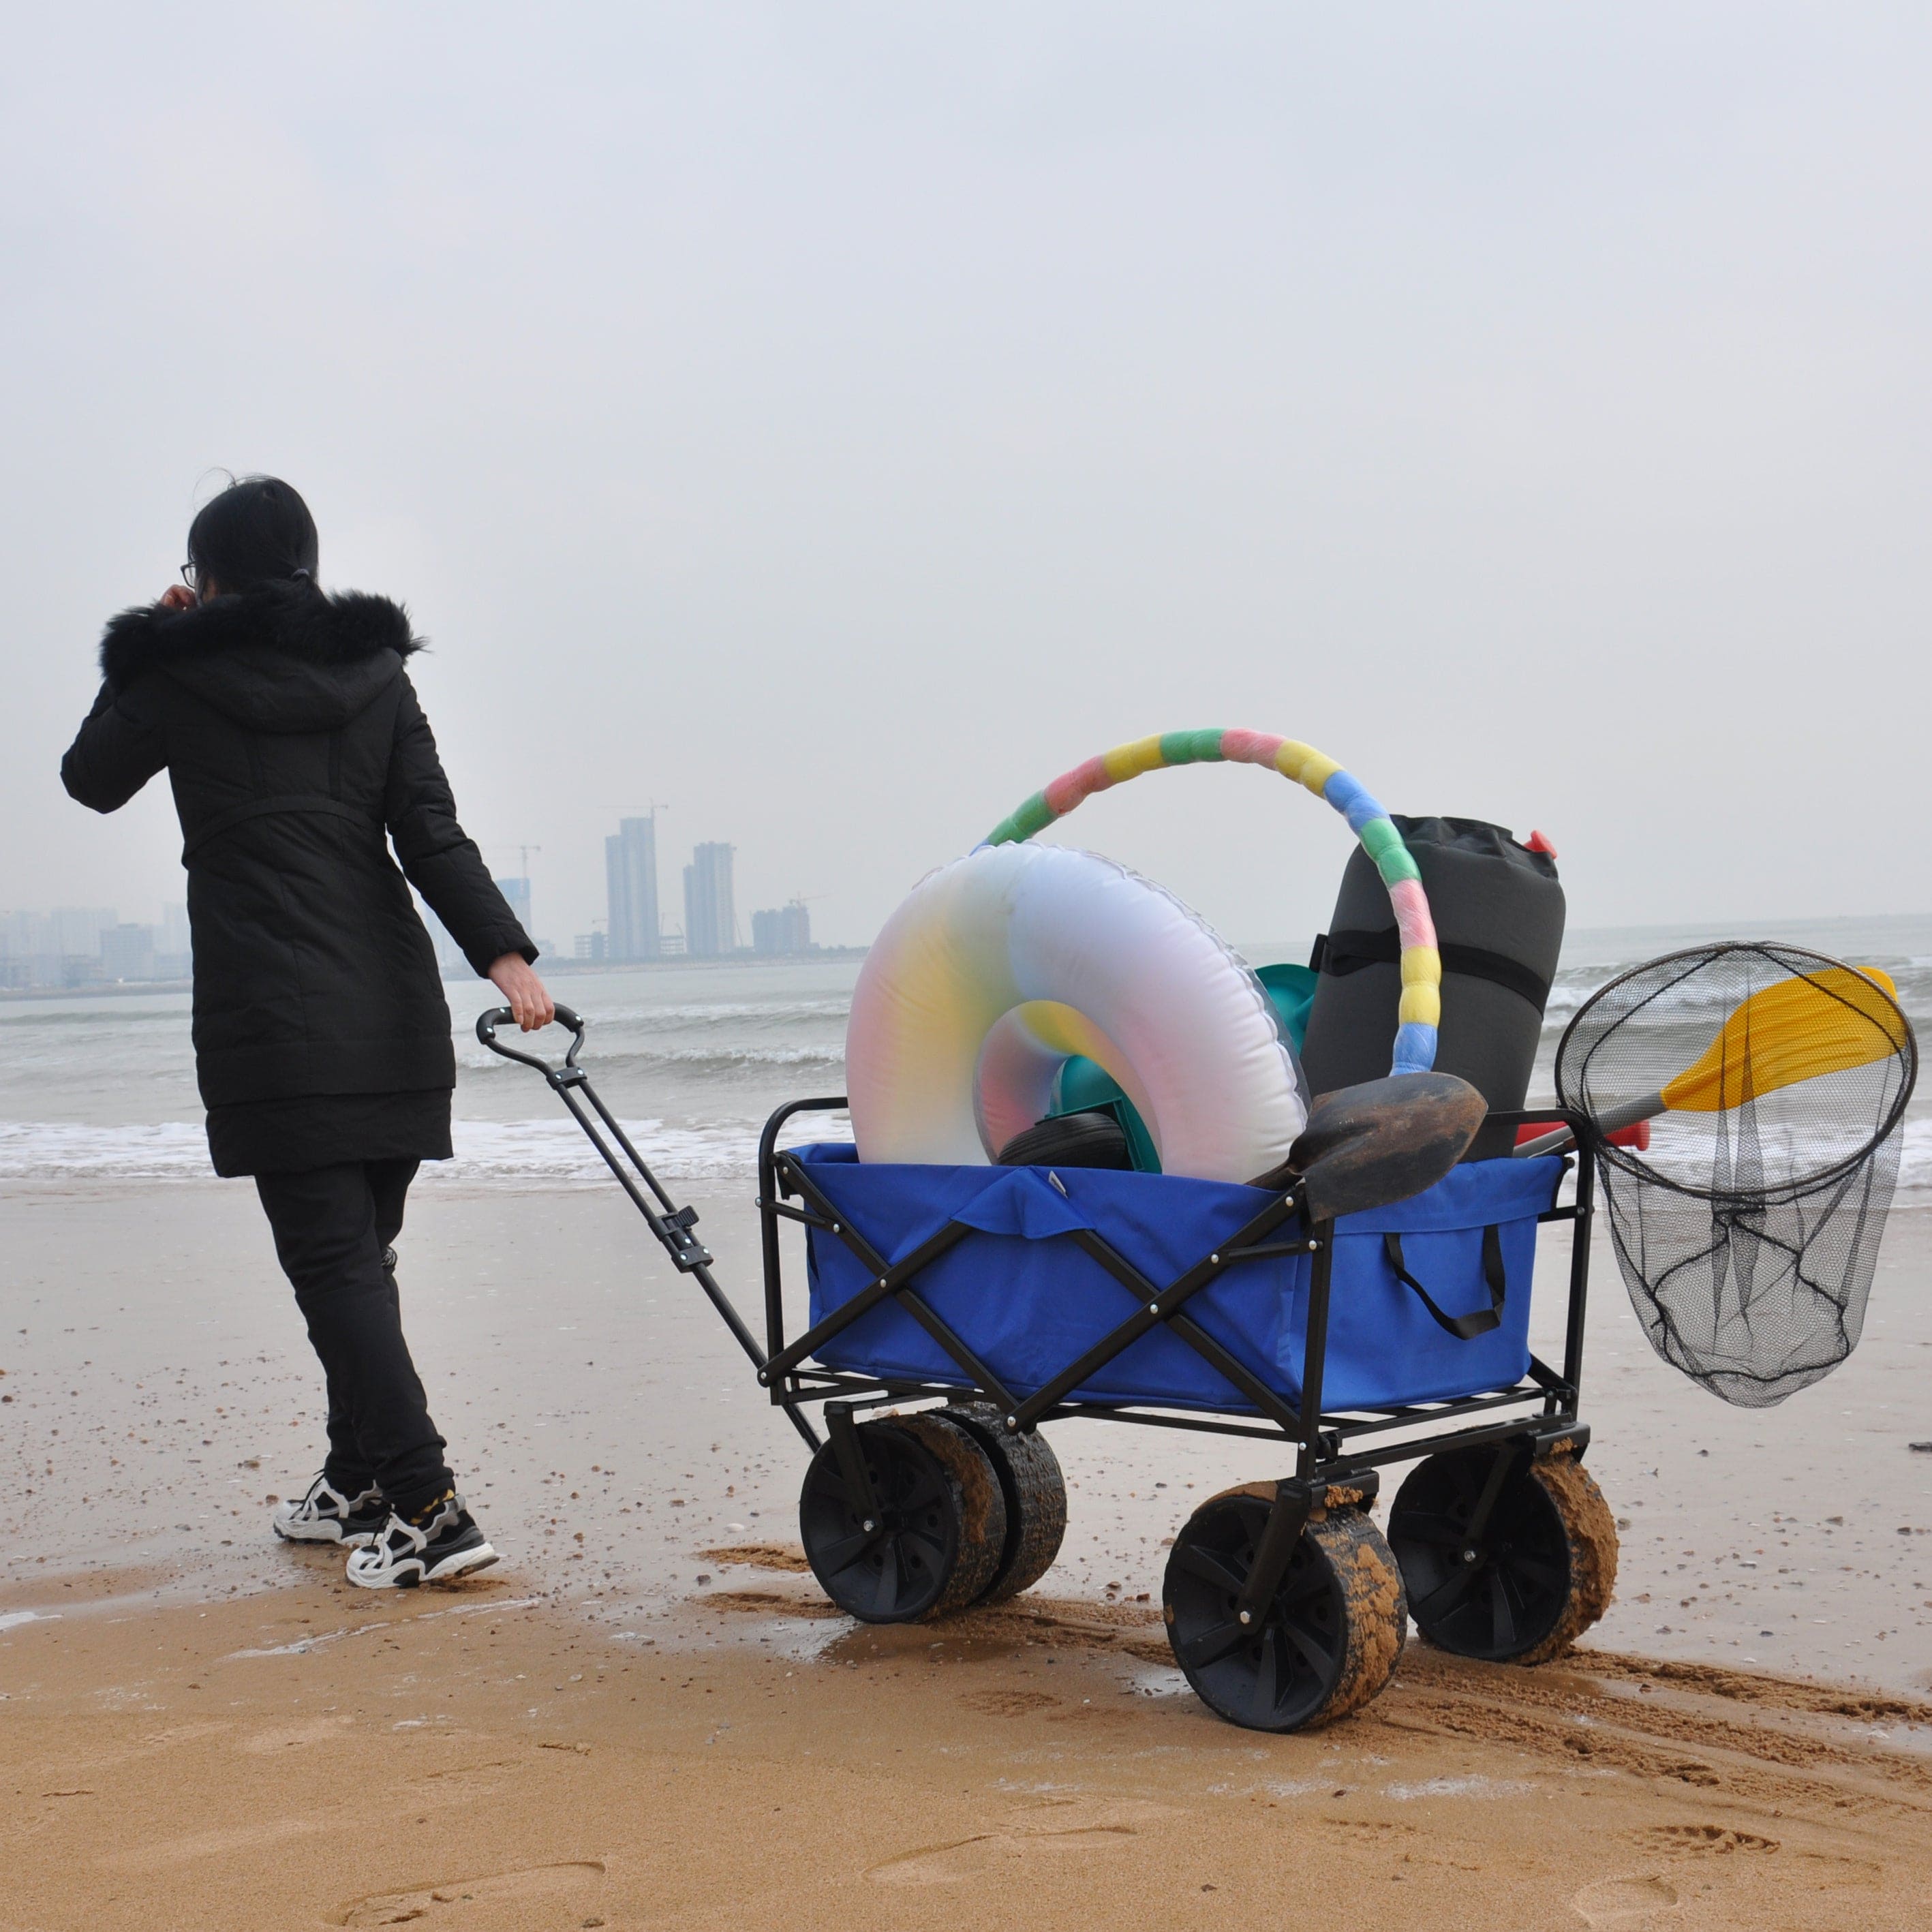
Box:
[1387,1445,1617,1664]
[1163,1484,1407,1732]
[797,1415,1005,1623]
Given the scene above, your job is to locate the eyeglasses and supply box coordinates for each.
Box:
[179,562,200,592]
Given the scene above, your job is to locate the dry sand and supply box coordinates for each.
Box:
[5,1180,1932,1927]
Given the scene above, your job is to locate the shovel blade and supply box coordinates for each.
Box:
[1256,1072,1488,1221]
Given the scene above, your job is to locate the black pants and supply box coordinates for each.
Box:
[254,1159,454,1518]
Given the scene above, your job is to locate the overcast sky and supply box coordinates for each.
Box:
[4,5,1927,953]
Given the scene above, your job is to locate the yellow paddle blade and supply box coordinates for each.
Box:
[1661,966,1906,1115]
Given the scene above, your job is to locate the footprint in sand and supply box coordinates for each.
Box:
[103,1815,330,1867]
[1634,1824,1779,1856]
[237,1715,355,1755]
[1570,1874,1680,1929]
[330,1858,605,1926]
[868,1826,1137,1886]
[868,1802,1175,1886]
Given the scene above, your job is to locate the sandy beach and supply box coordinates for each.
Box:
[7,1551,1932,1931]
[8,0,1932,1914]
[5,1176,1931,1927]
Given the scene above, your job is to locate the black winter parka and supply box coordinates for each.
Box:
[61,583,534,1129]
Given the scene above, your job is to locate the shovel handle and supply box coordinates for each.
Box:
[1514,1090,1663,1159]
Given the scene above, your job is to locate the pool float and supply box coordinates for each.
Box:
[846,730,1441,1184]
[848,842,1300,1180]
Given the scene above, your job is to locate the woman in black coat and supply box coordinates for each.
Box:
[62,476,552,1588]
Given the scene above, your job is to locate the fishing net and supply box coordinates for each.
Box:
[1554,943,1916,1407]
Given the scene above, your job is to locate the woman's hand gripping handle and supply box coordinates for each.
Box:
[487,953,555,1031]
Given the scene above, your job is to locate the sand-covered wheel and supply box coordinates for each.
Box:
[1162,1484,1407,1733]
[1387,1445,1617,1664]
[889,1413,1008,1614]
[936,1402,1068,1604]
[797,1414,1006,1624]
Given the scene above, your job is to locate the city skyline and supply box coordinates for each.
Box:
[2,815,827,986]
[0,902,193,988]
[592,816,818,961]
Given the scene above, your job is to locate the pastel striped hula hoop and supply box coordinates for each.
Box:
[983,728,1441,1077]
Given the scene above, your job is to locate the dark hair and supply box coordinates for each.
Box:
[186,475,319,595]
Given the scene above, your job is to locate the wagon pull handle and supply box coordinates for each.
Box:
[470,1001,820,1452]
[476,1003,589,1087]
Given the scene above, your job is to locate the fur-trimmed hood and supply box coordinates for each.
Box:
[99,582,423,732]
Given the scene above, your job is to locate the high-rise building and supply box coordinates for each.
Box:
[604,816,661,962]
[99,923,155,981]
[494,874,533,935]
[48,908,117,958]
[153,903,192,980]
[415,900,469,978]
[683,842,737,958]
[0,908,118,987]
[751,901,812,955]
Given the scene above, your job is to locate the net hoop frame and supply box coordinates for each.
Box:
[1554,940,1918,1204]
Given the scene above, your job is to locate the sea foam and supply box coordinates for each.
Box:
[0,1112,853,1186]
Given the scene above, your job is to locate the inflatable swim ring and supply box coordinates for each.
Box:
[846,842,1305,1182]
[846,729,1441,1184]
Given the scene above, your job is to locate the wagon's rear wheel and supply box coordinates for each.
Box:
[1387,1445,1618,1664]
[1162,1484,1407,1733]
[797,1415,1006,1623]
[936,1402,1068,1604]
[889,1413,1007,1614]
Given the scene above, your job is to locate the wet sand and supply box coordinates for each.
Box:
[5,1553,1932,1929]
[7,1181,1929,1682]
[4,1179,1932,1925]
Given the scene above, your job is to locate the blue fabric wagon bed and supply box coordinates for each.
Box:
[796,1144,1565,1415]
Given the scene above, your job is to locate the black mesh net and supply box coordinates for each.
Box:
[1554,943,1916,1407]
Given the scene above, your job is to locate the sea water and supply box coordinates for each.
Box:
[1,917,1928,1189]
[5,921,1930,1692]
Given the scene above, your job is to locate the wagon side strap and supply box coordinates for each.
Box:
[1382,1227,1507,1341]
[1008,1191,1306,1431]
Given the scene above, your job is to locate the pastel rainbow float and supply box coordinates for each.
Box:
[846,842,1305,1181]
[846,731,1439,1184]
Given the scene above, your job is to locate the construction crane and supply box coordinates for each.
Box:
[487,844,541,878]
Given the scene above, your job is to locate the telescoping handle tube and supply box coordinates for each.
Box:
[474,1006,820,1450]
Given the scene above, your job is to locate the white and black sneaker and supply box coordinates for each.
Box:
[273,1472,388,1547]
[346,1492,497,1590]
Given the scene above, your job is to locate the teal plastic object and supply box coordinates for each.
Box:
[1052,1056,1163,1173]
[1257,962,1319,1052]
[1047,962,1318,1175]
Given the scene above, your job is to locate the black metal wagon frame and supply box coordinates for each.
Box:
[481,1002,1615,1732]
[754,1093,1599,1476]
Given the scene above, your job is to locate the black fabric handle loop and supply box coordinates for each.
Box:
[1318,925,1552,1015]
[1381,1226,1506,1340]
